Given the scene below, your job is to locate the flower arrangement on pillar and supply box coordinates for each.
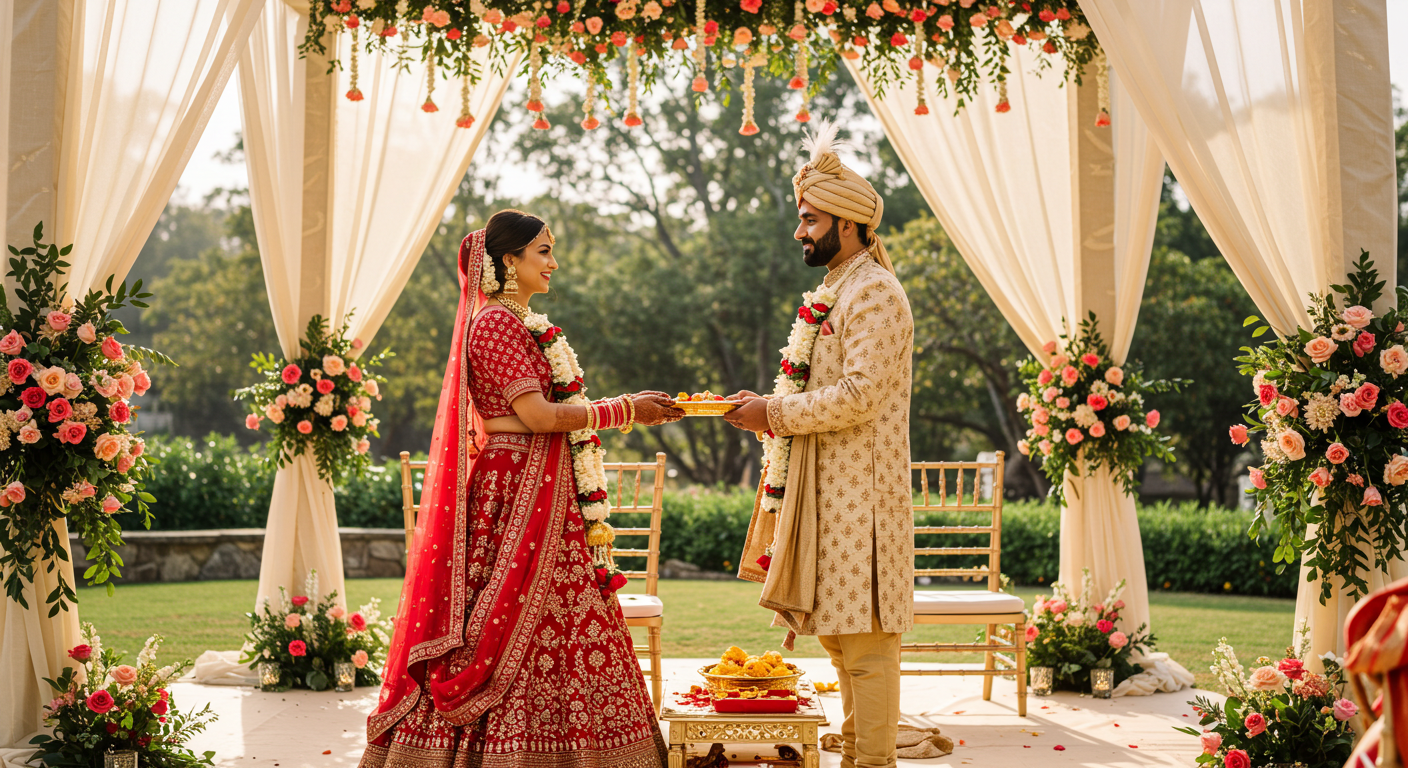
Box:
[304,0,1102,131]
[29,623,217,768]
[235,313,389,484]
[1235,252,1408,602]
[1015,313,1181,503]
[1174,624,1356,767]
[0,224,172,610]
[1024,570,1153,693]
[240,570,389,692]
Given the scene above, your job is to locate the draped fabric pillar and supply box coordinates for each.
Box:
[0,0,264,757]
[1080,0,1399,660]
[240,0,514,611]
[847,49,1164,639]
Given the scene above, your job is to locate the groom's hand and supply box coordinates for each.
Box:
[723,395,770,433]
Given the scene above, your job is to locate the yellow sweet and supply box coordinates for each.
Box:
[768,664,793,677]
[761,651,784,667]
[676,392,688,400]
[743,659,773,677]
[721,646,748,665]
[709,661,744,676]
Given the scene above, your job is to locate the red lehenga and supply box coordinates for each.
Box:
[359,231,666,768]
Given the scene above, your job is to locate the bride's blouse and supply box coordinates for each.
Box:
[467,305,555,419]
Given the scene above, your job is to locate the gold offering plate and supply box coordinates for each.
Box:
[673,400,739,417]
[698,664,805,693]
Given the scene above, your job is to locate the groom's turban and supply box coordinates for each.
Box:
[791,122,893,273]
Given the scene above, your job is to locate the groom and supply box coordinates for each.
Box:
[725,124,914,768]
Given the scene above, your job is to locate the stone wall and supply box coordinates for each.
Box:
[68,529,409,584]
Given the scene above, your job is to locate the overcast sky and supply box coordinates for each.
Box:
[174,13,1408,205]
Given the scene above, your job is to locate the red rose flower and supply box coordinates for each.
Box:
[595,567,609,584]
[813,303,830,314]
[756,554,772,570]
[316,379,335,395]
[1086,394,1108,411]
[106,722,120,734]
[1257,383,1278,406]
[108,400,131,424]
[150,699,169,716]
[606,572,629,592]
[1277,657,1306,681]
[1081,353,1099,367]
[1096,619,1114,633]
[288,640,307,657]
[348,613,368,632]
[1038,9,1056,21]
[1389,401,1408,429]
[741,0,762,11]
[291,595,309,607]
[158,688,169,701]
[281,364,302,385]
[798,306,817,323]
[68,644,92,661]
[1354,331,1376,357]
[46,397,71,423]
[20,386,46,409]
[101,336,123,360]
[86,690,115,714]
[1355,382,1380,411]
[7,358,32,384]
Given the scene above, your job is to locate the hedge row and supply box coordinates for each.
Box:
[125,435,1296,597]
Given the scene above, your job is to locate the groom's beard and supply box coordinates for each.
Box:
[801,218,843,268]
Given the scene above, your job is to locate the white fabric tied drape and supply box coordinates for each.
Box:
[0,0,265,759]
[846,48,1165,638]
[239,0,514,612]
[1079,0,1398,660]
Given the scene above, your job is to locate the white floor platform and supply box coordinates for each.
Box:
[155,659,1211,767]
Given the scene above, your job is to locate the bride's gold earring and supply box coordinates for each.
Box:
[503,262,519,294]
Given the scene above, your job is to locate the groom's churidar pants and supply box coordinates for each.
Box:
[817,549,901,768]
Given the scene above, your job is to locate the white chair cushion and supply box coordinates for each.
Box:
[913,590,1026,615]
[618,594,664,618]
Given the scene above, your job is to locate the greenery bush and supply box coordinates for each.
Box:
[128,435,1296,597]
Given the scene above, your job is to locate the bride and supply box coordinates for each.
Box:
[360,210,682,768]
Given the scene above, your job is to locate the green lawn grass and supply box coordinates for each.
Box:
[76,578,1295,690]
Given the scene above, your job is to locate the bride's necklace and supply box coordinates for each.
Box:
[492,292,623,592]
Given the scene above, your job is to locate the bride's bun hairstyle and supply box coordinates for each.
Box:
[480,209,552,288]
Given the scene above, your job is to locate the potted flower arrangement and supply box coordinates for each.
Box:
[1235,252,1408,602]
[29,623,217,768]
[236,314,389,484]
[0,224,170,610]
[1015,314,1181,503]
[240,570,389,691]
[1025,570,1154,693]
[1175,625,1357,768]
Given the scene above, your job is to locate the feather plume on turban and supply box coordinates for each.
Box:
[791,121,893,273]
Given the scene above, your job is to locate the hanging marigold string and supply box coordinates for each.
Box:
[624,47,643,127]
[346,25,364,101]
[911,16,927,116]
[581,79,600,130]
[691,0,708,93]
[994,77,1010,113]
[789,0,810,122]
[421,53,438,112]
[528,38,549,130]
[456,71,475,128]
[1094,50,1111,127]
[739,53,759,136]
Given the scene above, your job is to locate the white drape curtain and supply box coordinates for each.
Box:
[1079,0,1398,659]
[0,0,265,758]
[846,49,1164,637]
[240,0,514,611]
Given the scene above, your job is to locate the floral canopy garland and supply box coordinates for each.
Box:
[305,0,1105,135]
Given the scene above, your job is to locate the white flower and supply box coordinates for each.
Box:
[314,394,336,416]
[1072,405,1096,428]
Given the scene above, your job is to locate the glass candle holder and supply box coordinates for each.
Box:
[335,661,356,692]
[1090,667,1115,698]
[1028,666,1054,696]
[258,661,281,689]
[104,750,139,768]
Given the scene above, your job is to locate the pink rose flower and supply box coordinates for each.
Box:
[1385,455,1408,486]
[1108,631,1128,649]
[1041,340,1057,354]
[1275,396,1298,417]
[107,400,130,424]
[1354,331,1376,357]
[62,373,82,398]
[1229,424,1249,445]
[296,420,313,435]
[76,322,96,344]
[1243,711,1266,737]
[281,364,302,385]
[352,649,370,668]
[348,364,363,382]
[116,454,135,474]
[117,374,135,400]
[1249,467,1266,490]
[1104,366,1124,386]
[45,397,70,423]
[245,414,260,430]
[130,438,145,457]
[285,613,302,629]
[1039,440,1052,456]
[86,690,115,714]
[1112,414,1131,431]
[3,482,24,504]
[1333,698,1358,721]
[1032,407,1050,425]
[323,355,348,377]
[330,415,349,432]
[1340,392,1364,417]
[1258,383,1279,406]
[291,595,309,607]
[1060,365,1079,386]
[1089,422,1106,437]
[91,373,119,399]
[316,378,335,395]
[328,605,346,619]
[12,406,28,423]
[0,330,24,356]
[1390,401,1408,429]
[265,404,285,424]
[288,640,307,657]
[1087,394,1108,411]
[56,421,87,445]
[1146,410,1161,428]
[1065,428,1084,445]
[1037,369,1053,385]
[1096,619,1113,633]
[1356,382,1381,411]
[100,336,123,360]
[94,433,124,462]
[1326,442,1350,464]
[45,311,70,332]
[1025,624,1039,642]
[1247,665,1288,691]
[1342,304,1374,329]
[78,481,95,499]
[17,424,40,444]
[1055,397,1070,409]
[101,495,121,514]
[1309,466,1332,488]
[1080,353,1099,367]
[109,664,138,686]
[349,612,368,632]
[1047,599,1067,614]
[1199,732,1222,755]
[1304,335,1336,363]
[132,371,151,396]
[1364,486,1384,506]
[356,439,371,454]
[585,15,602,33]
[1224,750,1250,768]
[1348,473,1365,486]
[1032,423,1050,436]
[1382,345,1408,376]
[7,358,32,385]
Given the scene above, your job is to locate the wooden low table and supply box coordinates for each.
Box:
[659,680,828,768]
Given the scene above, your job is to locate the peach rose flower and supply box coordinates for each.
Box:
[1326,442,1350,464]
[330,415,349,432]
[17,424,40,444]
[1277,430,1306,461]
[1246,665,1288,691]
[108,665,138,686]
[0,330,23,356]
[362,380,380,397]
[1309,466,1332,488]
[356,438,371,454]
[322,355,346,376]
[76,322,97,344]
[352,649,370,668]
[1104,366,1124,386]
[1304,336,1336,364]
[1112,414,1131,431]
[101,495,121,514]
[1385,455,1408,486]
[1341,305,1374,329]
[93,433,124,462]
[35,366,66,396]
[1382,345,1408,376]
[328,605,346,620]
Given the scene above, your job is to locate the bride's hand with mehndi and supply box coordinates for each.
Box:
[631,391,685,426]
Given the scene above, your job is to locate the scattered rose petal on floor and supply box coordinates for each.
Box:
[1053,745,1066,751]
[1113,723,1120,727]
[958,740,965,746]
[1129,745,1139,748]
[322,751,332,755]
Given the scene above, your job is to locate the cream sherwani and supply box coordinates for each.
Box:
[765,253,916,637]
